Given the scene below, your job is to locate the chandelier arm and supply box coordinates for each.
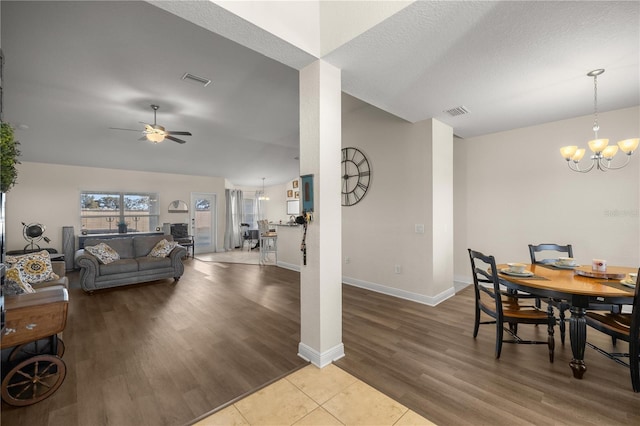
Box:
[567,159,596,173]
[600,154,632,171]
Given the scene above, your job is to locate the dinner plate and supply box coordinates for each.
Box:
[552,262,578,269]
[500,268,534,277]
[620,279,636,288]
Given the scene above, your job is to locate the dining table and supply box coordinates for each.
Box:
[496,263,635,379]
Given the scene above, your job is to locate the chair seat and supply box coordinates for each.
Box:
[586,312,631,337]
[481,297,549,321]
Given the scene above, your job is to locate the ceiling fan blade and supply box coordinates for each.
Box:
[109,127,141,132]
[165,135,187,144]
[167,131,192,136]
[138,136,148,141]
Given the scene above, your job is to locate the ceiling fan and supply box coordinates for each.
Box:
[110,104,192,144]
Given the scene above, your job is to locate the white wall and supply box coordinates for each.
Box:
[341,96,639,305]
[454,106,640,282]
[5,162,227,253]
[341,94,442,302]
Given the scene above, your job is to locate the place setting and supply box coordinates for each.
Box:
[498,263,548,280]
[620,272,638,289]
[550,257,579,269]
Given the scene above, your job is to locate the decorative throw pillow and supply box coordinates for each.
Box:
[2,267,36,295]
[85,242,120,264]
[5,250,60,284]
[148,239,178,258]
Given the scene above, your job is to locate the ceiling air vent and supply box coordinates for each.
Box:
[181,72,211,87]
[444,106,469,117]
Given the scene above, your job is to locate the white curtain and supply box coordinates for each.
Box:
[223,189,244,250]
[255,190,265,221]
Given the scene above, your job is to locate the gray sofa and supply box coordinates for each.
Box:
[74,234,187,293]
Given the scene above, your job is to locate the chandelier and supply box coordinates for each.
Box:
[257,177,270,201]
[560,69,638,172]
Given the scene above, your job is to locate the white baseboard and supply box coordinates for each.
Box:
[276,264,468,306]
[454,275,472,293]
[277,261,300,272]
[342,276,455,307]
[298,342,345,368]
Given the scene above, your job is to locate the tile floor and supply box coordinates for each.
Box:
[193,364,435,426]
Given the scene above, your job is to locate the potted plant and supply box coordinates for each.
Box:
[1,122,21,193]
[117,221,128,234]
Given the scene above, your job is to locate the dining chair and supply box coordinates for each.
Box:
[585,268,640,392]
[528,243,573,265]
[528,243,573,344]
[468,248,555,362]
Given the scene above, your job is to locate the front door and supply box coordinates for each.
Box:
[190,192,217,254]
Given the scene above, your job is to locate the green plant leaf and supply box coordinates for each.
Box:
[1,122,21,192]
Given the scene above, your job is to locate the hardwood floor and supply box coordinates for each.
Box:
[1,260,307,426]
[2,259,639,425]
[336,285,640,425]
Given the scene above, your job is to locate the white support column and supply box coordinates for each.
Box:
[298,59,344,367]
[427,118,454,296]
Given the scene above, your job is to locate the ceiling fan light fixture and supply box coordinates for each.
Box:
[147,132,165,143]
[146,123,167,143]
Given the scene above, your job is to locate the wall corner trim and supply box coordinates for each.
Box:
[298,342,345,368]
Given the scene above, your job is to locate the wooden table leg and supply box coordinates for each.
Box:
[569,304,588,379]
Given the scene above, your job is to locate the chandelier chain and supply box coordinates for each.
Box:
[592,74,599,136]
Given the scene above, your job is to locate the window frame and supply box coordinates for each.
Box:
[80,191,159,234]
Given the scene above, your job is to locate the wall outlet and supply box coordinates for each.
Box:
[345,257,350,264]
[415,224,425,234]
[394,264,401,274]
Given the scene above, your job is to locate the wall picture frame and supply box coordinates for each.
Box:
[292,180,299,188]
[301,174,314,212]
[287,190,293,197]
[295,191,299,198]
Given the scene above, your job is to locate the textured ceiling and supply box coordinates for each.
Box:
[2,1,639,187]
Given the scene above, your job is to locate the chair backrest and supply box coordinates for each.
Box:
[468,248,502,317]
[170,223,189,239]
[257,220,270,235]
[528,243,573,264]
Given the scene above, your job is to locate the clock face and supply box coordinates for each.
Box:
[341,147,371,206]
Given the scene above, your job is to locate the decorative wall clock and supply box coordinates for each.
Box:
[341,147,371,206]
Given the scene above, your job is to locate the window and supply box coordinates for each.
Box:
[80,191,159,234]
[243,198,257,229]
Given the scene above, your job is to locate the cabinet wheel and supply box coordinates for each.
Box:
[2,355,66,406]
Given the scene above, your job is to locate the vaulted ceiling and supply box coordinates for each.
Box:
[2,1,638,186]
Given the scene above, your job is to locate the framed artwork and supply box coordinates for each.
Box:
[301,174,314,212]
[287,190,293,197]
[293,180,299,188]
[295,191,299,198]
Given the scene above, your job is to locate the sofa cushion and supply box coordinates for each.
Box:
[85,243,120,264]
[148,239,178,258]
[137,256,173,271]
[98,258,139,275]
[5,250,60,284]
[134,234,174,257]
[84,237,135,259]
[2,267,36,295]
